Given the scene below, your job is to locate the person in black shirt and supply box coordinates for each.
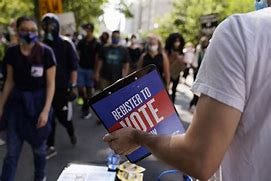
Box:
[127,34,142,73]
[0,16,56,181]
[138,35,170,88]
[77,23,101,119]
[99,32,109,46]
[41,13,78,159]
[94,30,130,89]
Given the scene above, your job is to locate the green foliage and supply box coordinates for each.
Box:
[63,0,108,26]
[0,0,107,28]
[0,0,34,25]
[155,0,254,43]
[117,0,134,18]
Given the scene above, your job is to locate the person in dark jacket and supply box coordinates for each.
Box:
[41,13,78,159]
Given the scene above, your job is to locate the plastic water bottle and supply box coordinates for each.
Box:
[107,151,121,171]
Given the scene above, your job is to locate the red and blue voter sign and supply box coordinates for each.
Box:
[92,69,185,163]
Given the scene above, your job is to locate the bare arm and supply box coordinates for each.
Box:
[122,62,129,77]
[0,65,14,111]
[137,53,145,69]
[162,52,170,88]
[104,94,241,180]
[42,66,56,113]
[37,66,56,128]
[94,58,103,82]
[70,70,77,85]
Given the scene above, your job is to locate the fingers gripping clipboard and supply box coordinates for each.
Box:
[89,64,185,163]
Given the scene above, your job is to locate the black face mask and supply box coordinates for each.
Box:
[42,20,59,42]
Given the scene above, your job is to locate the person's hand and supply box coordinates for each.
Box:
[93,73,100,83]
[103,127,142,155]
[67,89,77,101]
[37,111,49,128]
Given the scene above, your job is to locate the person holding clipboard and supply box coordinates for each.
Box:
[104,1,271,180]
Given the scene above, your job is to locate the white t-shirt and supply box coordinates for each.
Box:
[191,8,271,181]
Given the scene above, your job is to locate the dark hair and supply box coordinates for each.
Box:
[165,33,185,55]
[16,16,36,29]
[131,34,137,39]
[112,30,120,35]
[101,32,109,39]
[82,23,94,32]
[16,16,43,64]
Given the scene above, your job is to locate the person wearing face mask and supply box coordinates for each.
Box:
[138,35,170,88]
[76,23,101,119]
[165,33,186,103]
[127,34,142,73]
[103,1,271,180]
[94,30,130,90]
[41,13,79,159]
[0,16,56,181]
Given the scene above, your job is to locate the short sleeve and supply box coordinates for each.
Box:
[191,16,246,112]
[43,46,57,69]
[3,46,15,66]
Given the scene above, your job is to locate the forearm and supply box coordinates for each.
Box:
[136,131,206,179]
[94,60,102,76]
[43,81,55,113]
[70,70,77,85]
[43,67,56,113]
[122,63,129,77]
[0,80,14,109]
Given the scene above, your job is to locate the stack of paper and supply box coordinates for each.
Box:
[117,161,145,181]
[57,164,116,181]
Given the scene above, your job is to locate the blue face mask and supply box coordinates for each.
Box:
[255,0,268,10]
[19,32,38,44]
[112,38,120,45]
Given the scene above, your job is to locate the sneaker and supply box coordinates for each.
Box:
[83,112,92,119]
[0,138,5,146]
[34,176,47,181]
[76,97,84,106]
[81,110,92,119]
[70,134,77,146]
[46,146,57,160]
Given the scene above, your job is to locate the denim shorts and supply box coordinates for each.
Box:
[77,67,94,88]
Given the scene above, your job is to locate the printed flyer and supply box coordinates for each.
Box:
[91,68,185,162]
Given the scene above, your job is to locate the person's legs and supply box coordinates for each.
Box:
[81,69,93,119]
[1,114,24,181]
[55,101,76,145]
[77,67,86,106]
[46,112,56,148]
[171,76,180,103]
[31,141,47,181]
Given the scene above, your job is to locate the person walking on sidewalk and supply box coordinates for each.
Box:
[0,16,56,181]
[104,3,271,180]
[189,36,209,111]
[165,32,186,103]
[41,13,78,159]
[77,23,101,119]
[94,30,130,90]
[138,35,170,88]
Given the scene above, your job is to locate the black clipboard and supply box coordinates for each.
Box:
[89,65,185,163]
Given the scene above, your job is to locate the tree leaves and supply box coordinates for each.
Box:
[154,0,254,43]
